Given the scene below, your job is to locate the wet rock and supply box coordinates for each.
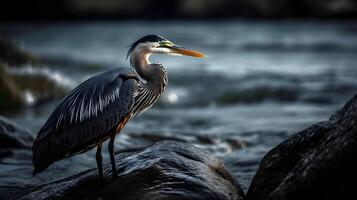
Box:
[0,116,34,151]
[0,116,33,175]
[0,117,245,200]
[19,141,244,200]
[2,92,357,199]
[0,116,34,200]
[0,129,244,200]
[246,94,357,200]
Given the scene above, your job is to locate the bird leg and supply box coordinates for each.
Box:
[96,143,104,182]
[108,132,118,178]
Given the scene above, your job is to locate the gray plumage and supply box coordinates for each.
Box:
[31,34,203,180]
[33,68,139,174]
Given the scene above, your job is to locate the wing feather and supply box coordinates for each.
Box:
[32,67,138,174]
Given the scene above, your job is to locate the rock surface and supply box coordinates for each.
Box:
[0,116,34,200]
[0,116,34,150]
[246,94,357,200]
[19,141,245,200]
[1,93,357,199]
[0,116,245,200]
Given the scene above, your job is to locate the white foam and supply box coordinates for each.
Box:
[24,90,35,105]
[8,65,77,89]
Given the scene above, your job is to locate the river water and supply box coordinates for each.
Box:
[1,21,357,190]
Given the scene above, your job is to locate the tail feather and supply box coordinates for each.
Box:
[32,138,52,176]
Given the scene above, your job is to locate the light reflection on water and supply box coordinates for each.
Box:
[1,21,357,190]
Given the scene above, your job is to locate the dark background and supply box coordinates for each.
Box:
[1,0,357,20]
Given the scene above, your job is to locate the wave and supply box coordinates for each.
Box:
[8,65,76,89]
[119,132,247,157]
[239,42,357,53]
[6,65,75,106]
[215,86,299,105]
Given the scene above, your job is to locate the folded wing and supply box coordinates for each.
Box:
[32,68,138,174]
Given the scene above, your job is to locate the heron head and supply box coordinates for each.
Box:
[127,35,205,60]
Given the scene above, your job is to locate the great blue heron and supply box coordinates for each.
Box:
[32,35,205,181]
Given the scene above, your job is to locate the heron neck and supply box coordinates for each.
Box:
[130,49,152,81]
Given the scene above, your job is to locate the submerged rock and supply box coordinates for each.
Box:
[246,94,357,200]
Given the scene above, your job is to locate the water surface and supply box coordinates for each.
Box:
[1,21,357,190]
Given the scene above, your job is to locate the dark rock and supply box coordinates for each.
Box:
[0,117,245,200]
[246,94,357,200]
[0,123,245,200]
[0,65,24,110]
[0,36,37,66]
[0,116,34,151]
[2,92,357,199]
[0,116,38,200]
[0,116,35,200]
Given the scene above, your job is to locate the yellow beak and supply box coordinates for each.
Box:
[170,46,206,58]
